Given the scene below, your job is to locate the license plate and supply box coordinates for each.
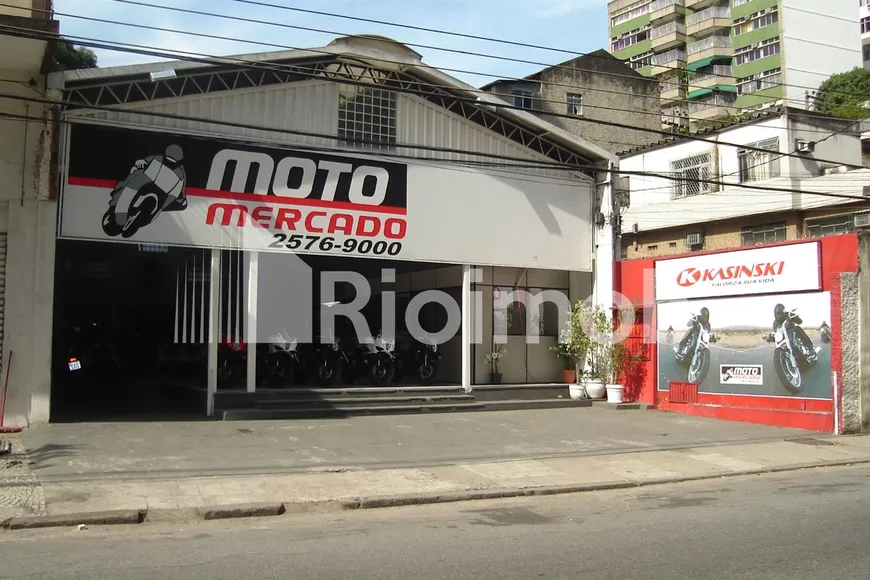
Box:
[68,359,82,371]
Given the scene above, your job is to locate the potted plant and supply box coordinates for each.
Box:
[587,305,637,404]
[485,346,506,384]
[551,300,596,400]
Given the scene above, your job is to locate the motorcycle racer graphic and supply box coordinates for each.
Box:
[101,144,188,238]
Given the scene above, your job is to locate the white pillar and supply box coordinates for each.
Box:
[593,165,616,310]
[246,251,258,393]
[207,248,220,417]
[461,264,472,393]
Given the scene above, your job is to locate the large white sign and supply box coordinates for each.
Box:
[59,125,593,272]
[655,242,821,301]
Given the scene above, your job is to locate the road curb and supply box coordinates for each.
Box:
[2,509,145,530]
[5,457,870,530]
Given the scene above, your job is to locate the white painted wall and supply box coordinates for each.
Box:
[782,0,863,109]
[620,113,864,232]
[0,71,56,426]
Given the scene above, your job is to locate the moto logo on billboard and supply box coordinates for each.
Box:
[206,149,407,209]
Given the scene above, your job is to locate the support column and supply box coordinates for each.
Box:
[207,248,220,417]
[246,251,259,394]
[461,264,472,393]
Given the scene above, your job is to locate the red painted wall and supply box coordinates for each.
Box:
[617,234,858,432]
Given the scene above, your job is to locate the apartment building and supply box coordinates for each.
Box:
[480,50,661,154]
[617,107,870,259]
[861,0,870,66]
[607,0,862,124]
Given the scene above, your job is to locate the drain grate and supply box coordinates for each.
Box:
[788,437,838,446]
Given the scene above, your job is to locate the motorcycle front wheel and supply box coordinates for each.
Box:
[101,207,123,237]
[121,195,158,239]
[369,358,396,386]
[774,347,803,393]
[417,361,439,385]
[316,360,342,387]
[687,348,710,384]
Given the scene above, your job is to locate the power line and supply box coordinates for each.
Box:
[37,3,822,125]
[108,0,864,104]
[10,22,860,171]
[193,0,870,102]
[1,88,866,203]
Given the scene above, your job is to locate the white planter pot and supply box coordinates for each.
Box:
[606,384,625,404]
[584,379,606,399]
[568,384,587,400]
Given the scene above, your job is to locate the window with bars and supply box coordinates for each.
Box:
[513,90,535,109]
[338,85,397,149]
[741,222,787,246]
[733,7,778,35]
[862,17,870,34]
[738,138,780,182]
[806,213,861,237]
[735,37,780,65]
[670,153,711,199]
[567,93,583,116]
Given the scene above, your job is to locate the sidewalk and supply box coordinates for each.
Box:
[3,408,868,525]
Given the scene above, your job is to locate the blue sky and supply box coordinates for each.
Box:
[53,0,608,86]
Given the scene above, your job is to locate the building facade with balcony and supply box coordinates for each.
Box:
[480,50,661,154]
[615,107,870,260]
[608,0,862,124]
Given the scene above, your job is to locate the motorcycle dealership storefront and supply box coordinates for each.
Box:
[618,234,859,433]
[37,36,615,422]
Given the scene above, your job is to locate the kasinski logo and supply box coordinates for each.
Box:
[675,262,786,288]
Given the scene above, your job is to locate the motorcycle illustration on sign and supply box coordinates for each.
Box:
[101,145,188,238]
[765,304,821,394]
[674,307,715,384]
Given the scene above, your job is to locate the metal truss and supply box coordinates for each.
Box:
[62,57,596,174]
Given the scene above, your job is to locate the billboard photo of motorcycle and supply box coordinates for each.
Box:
[656,292,832,399]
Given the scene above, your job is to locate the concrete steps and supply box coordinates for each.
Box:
[216,384,653,420]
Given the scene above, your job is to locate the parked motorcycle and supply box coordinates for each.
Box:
[766,307,820,394]
[674,313,713,384]
[102,145,187,239]
[360,333,397,385]
[55,321,125,387]
[259,332,299,386]
[394,335,441,384]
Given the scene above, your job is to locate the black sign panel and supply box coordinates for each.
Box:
[67,124,409,210]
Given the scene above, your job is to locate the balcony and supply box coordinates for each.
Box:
[685,0,721,9]
[688,93,737,120]
[650,0,685,23]
[690,65,734,90]
[687,35,732,64]
[660,80,687,105]
[662,106,689,130]
[650,21,686,51]
[651,48,686,75]
[686,6,731,37]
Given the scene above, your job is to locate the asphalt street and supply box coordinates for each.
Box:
[658,337,832,398]
[2,464,869,579]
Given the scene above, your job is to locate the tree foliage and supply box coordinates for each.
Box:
[815,67,870,119]
[51,39,98,72]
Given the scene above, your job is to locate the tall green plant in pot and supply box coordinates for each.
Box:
[587,304,637,403]
[551,300,594,399]
[581,304,610,399]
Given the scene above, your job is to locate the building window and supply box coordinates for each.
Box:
[806,213,861,237]
[735,37,780,65]
[741,222,787,246]
[733,7,778,36]
[628,51,654,70]
[732,0,753,6]
[567,93,583,116]
[737,68,782,94]
[620,244,629,260]
[647,244,658,251]
[610,0,652,27]
[611,25,651,51]
[670,153,711,199]
[863,44,870,62]
[512,90,535,109]
[862,17,870,34]
[338,85,397,149]
[738,138,781,182]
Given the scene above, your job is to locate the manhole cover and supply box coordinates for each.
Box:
[788,437,838,446]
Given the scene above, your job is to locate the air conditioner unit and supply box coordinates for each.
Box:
[854,212,870,228]
[686,232,703,246]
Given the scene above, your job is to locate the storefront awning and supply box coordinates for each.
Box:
[687,85,737,99]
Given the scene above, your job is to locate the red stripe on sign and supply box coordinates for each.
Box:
[67,176,408,216]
